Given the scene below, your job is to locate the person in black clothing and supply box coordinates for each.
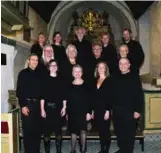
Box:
[60,44,79,85]
[16,53,42,153]
[72,27,93,83]
[112,58,143,153]
[36,44,54,76]
[92,62,112,153]
[30,32,46,61]
[122,29,145,75]
[51,32,67,69]
[66,65,92,153]
[101,33,119,76]
[40,60,66,153]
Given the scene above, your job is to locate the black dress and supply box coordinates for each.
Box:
[67,82,91,134]
[51,44,67,69]
[41,75,65,135]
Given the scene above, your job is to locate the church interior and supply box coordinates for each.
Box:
[1,1,161,153]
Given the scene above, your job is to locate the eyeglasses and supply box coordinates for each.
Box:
[49,65,57,67]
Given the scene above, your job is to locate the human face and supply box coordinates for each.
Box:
[98,63,106,76]
[44,47,53,58]
[73,67,82,79]
[38,34,45,44]
[119,58,130,73]
[101,35,110,45]
[93,45,102,58]
[123,30,131,42]
[76,28,85,40]
[28,55,38,70]
[119,46,128,58]
[68,47,76,58]
[54,34,62,44]
[49,61,58,73]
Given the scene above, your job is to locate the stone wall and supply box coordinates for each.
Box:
[150,2,161,76]
[28,6,48,44]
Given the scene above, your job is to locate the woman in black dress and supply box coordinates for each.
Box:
[93,62,112,153]
[30,32,46,60]
[67,65,92,153]
[61,44,79,85]
[51,32,67,68]
[40,59,66,153]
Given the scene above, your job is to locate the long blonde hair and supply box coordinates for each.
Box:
[94,62,110,78]
[42,44,54,63]
[66,44,78,57]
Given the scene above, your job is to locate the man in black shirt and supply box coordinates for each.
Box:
[122,29,145,75]
[112,58,143,153]
[101,33,119,76]
[16,53,42,153]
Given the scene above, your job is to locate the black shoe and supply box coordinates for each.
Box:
[98,151,105,153]
[114,149,121,153]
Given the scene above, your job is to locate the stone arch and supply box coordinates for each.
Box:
[48,1,137,44]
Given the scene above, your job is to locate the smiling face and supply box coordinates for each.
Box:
[67,46,77,58]
[119,45,129,58]
[98,63,106,76]
[101,34,110,45]
[49,61,58,73]
[93,45,102,58]
[54,33,62,44]
[73,66,83,79]
[123,30,131,42]
[44,46,53,58]
[28,55,38,70]
[76,28,85,40]
[38,34,45,44]
[119,58,130,73]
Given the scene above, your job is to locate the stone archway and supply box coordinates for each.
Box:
[48,1,137,46]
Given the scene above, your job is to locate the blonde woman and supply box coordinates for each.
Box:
[60,44,80,85]
[119,44,129,58]
[93,62,112,153]
[66,65,92,153]
[37,44,54,75]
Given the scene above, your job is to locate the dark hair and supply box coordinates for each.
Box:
[47,59,59,74]
[123,28,132,34]
[53,31,62,44]
[28,53,38,60]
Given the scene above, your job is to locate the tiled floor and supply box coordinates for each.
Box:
[20,134,161,153]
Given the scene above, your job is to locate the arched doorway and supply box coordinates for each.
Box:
[48,1,137,47]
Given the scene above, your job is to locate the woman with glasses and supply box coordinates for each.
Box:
[40,59,66,153]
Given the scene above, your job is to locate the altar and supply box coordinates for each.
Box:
[66,9,114,45]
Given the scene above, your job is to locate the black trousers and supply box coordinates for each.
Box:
[21,101,41,153]
[113,106,136,153]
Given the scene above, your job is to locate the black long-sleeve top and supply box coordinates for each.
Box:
[41,75,66,109]
[16,67,43,107]
[66,82,92,115]
[51,44,67,69]
[102,43,119,76]
[93,77,113,114]
[112,72,144,113]
[30,43,43,61]
[123,40,145,75]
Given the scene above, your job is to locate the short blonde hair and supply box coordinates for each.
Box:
[72,64,83,77]
[94,62,110,78]
[42,44,54,62]
[66,44,78,57]
[119,44,129,53]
